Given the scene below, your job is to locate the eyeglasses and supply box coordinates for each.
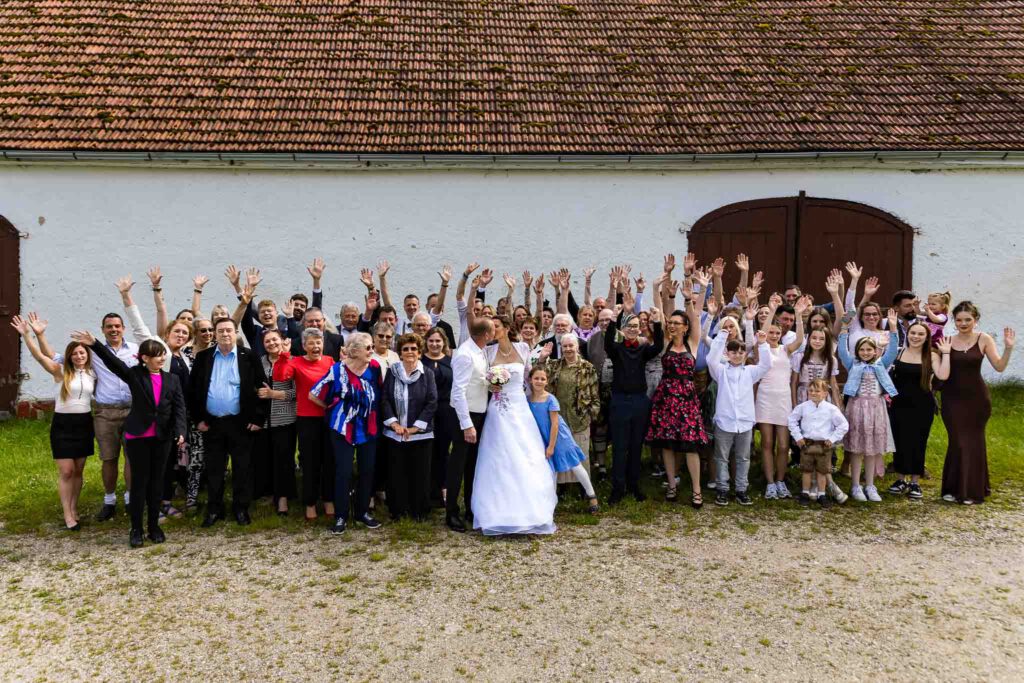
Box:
[401,347,419,354]
[376,334,393,340]
[198,328,214,334]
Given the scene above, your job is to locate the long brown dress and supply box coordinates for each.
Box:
[940,339,991,502]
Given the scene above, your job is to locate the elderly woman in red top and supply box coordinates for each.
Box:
[273,327,336,521]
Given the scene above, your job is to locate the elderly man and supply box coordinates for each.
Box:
[538,313,574,360]
[289,307,343,360]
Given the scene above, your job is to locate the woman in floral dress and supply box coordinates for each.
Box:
[645,299,709,507]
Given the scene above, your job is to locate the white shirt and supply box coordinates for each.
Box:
[54,370,96,414]
[788,400,849,443]
[707,332,772,433]
[397,310,441,336]
[450,340,489,429]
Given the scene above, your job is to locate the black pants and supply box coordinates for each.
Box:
[160,439,186,501]
[446,411,484,518]
[388,439,432,520]
[269,424,297,502]
[609,391,650,494]
[331,432,376,521]
[125,437,171,532]
[431,405,456,505]
[205,415,254,515]
[297,416,333,507]
[251,428,273,500]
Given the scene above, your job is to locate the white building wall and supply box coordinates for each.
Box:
[2,164,1022,399]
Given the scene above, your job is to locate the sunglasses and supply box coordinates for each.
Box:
[376,334,393,340]
[198,328,214,333]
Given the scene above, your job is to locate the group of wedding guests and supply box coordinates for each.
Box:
[12,254,1015,546]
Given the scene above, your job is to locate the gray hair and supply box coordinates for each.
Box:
[345,331,373,353]
[340,302,360,315]
[372,321,395,336]
[301,327,324,343]
[560,334,580,350]
[303,306,324,323]
[553,313,574,327]
[412,311,432,325]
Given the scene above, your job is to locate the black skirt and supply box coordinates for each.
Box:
[50,412,95,459]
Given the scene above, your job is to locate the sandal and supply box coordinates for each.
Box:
[691,491,703,509]
[160,503,183,519]
[665,487,678,502]
[587,499,600,515]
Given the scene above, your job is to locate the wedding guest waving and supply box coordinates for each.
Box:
[190,318,268,527]
[381,333,438,521]
[71,331,186,548]
[422,328,455,508]
[12,314,95,530]
[940,302,1014,504]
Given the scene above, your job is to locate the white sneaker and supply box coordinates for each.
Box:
[776,481,792,499]
[851,486,867,502]
[865,485,882,502]
[765,482,778,500]
[827,481,848,504]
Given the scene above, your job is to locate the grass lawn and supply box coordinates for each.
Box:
[1,383,1021,536]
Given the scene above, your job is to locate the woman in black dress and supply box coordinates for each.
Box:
[940,302,1015,504]
[645,300,708,508]
[887,322,949,499]
[422,327,454,508]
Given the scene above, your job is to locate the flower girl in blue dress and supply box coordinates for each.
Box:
[527,365,600,514]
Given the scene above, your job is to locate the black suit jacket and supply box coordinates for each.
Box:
[90,342,187,441]
[190,344,269,426]
[380,365,439,434]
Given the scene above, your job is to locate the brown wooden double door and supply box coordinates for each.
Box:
[687,194,914,306]
[0,215,20,415]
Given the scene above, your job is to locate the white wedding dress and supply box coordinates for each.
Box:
[471,342,558,535]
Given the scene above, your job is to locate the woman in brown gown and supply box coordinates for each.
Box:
[940,302,1015,504]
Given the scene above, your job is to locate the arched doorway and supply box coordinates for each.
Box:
[0,215,21,416]
[687,193,914,305]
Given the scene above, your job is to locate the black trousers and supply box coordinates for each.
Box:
[388,439,432,520]
[373,413,389,495]
[297,416,333,507]
[251,428,274,500]
[270,424,297,502]
[205,415,255,515]
[446,411,484,518]
[160,439,186,501]
[331,432,376,521]
[609,391,650,494]
[125,437,172,532]
[431,405,456,505]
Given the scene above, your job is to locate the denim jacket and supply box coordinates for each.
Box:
[838,332,899,398]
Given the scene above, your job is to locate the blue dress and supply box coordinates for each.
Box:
[528,394,587,473]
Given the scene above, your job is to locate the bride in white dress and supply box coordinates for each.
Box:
[471,317,558,535]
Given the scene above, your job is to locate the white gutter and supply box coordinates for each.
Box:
[1,149,1022,170]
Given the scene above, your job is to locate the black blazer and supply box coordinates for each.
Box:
[290,330,343,361]
[90,342,186,441]
[380,365,438,435]
[190,344,268,426]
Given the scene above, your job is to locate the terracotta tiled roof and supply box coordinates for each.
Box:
[1,1,1023,154]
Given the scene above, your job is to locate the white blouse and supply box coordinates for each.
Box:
[54,370,95,414]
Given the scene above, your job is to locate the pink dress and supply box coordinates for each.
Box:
[754,345,792,426]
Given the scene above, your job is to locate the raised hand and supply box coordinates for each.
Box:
[522,270,533,289]
[27,312,48,335]
[559,268,571,288]
[147,266,162,288]
[706,296,720,317]
[622,288,635,314]
[864,276,880,299]
[538,341,554,360]
[824,274,840,294]
[663,253,676,274]
[886,307,898,330]
[464,262,480,279]
[735,253,749,272]
[224,264,241,288]
[533,273,545,294]
[794,295,812,315]
[376,259,391,279]
[245,267,262,289]
[751,271,765,290]
[479,268,494,287]
[9,315,29,335]
[365,290,380,312]
[360,267,375,290]
[583,266,596,281]
[711,257,726,278]
[547,271,561,290]
[307,257,325,281]
[240,284,256,305]
[115,275,135,294]
[1005,327,1017,348]
[193,274,209,291]
[936,337,952,355]
[768,292,783,309]
[70,330,97,346]
[683,252,696,276]
[756,329,768,344]
[471,275,482,291]
[829,267,843,282]
[503,273,517,289]
[439,265,453,285]
[745,300,758,320]
[746,286,761,304]
[648,307,663,324]
[692,267,711,288]
[845,261,862,280]
[634,273,647,293]
[283,298,295,318]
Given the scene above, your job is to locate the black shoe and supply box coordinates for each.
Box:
[331,518,347,535]
[96,503,116,522]
[358,513,382,529]
[276,509,289,518]
[887,479,909,495]
[201,513,222,528]
[907,482,924,499]
[608,489,625,506]
[147,527,166,544]
[735,491,753,506]
[129,528,144,548]
[715,491,729,506]
[235,510,252,526]
[445,515,467,533]
[630,489,647,503]
[65,522,82,532]
[818,494,833,509]
[798,492,811,507]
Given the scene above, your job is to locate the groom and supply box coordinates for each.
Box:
[447,317,495,532]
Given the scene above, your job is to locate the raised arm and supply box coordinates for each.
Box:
[685,297,702,351]
[844,261,862,312]
[582,267,595,307]
[456,262,477,303]
[785,296,809,355]
[522,270,533,308]
[860,276,880,309]
[825,271,845,337]
[502,273,517,308]
[232,285,255,328]
[533,273,545,322]
[145,266,169,335]
[710,257,726,310]
[982,328,1015,373]
[434,265,453,314]
[11,316,61,380]
[933,338,952,381]
[735,253,749,296]
[191,274,209,317]
[377,259,393,309]
[73,330,131,382]
[116,275,154,344]
[553,271,570,316]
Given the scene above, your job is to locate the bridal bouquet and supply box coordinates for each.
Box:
[486,367,512,412]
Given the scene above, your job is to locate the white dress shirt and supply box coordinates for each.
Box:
[707,332,772,433]
[450,339,489,429]
[788,400,849,443]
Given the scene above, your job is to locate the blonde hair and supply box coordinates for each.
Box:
[807,378,830,393]
[928,291,951,312]
[344,331,373,353]
[60,341,94,402]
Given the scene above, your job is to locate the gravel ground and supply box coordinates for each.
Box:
[1,508,1023,682]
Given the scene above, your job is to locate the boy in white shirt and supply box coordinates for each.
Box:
[708,329,772,506]
[788,379,850,508]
